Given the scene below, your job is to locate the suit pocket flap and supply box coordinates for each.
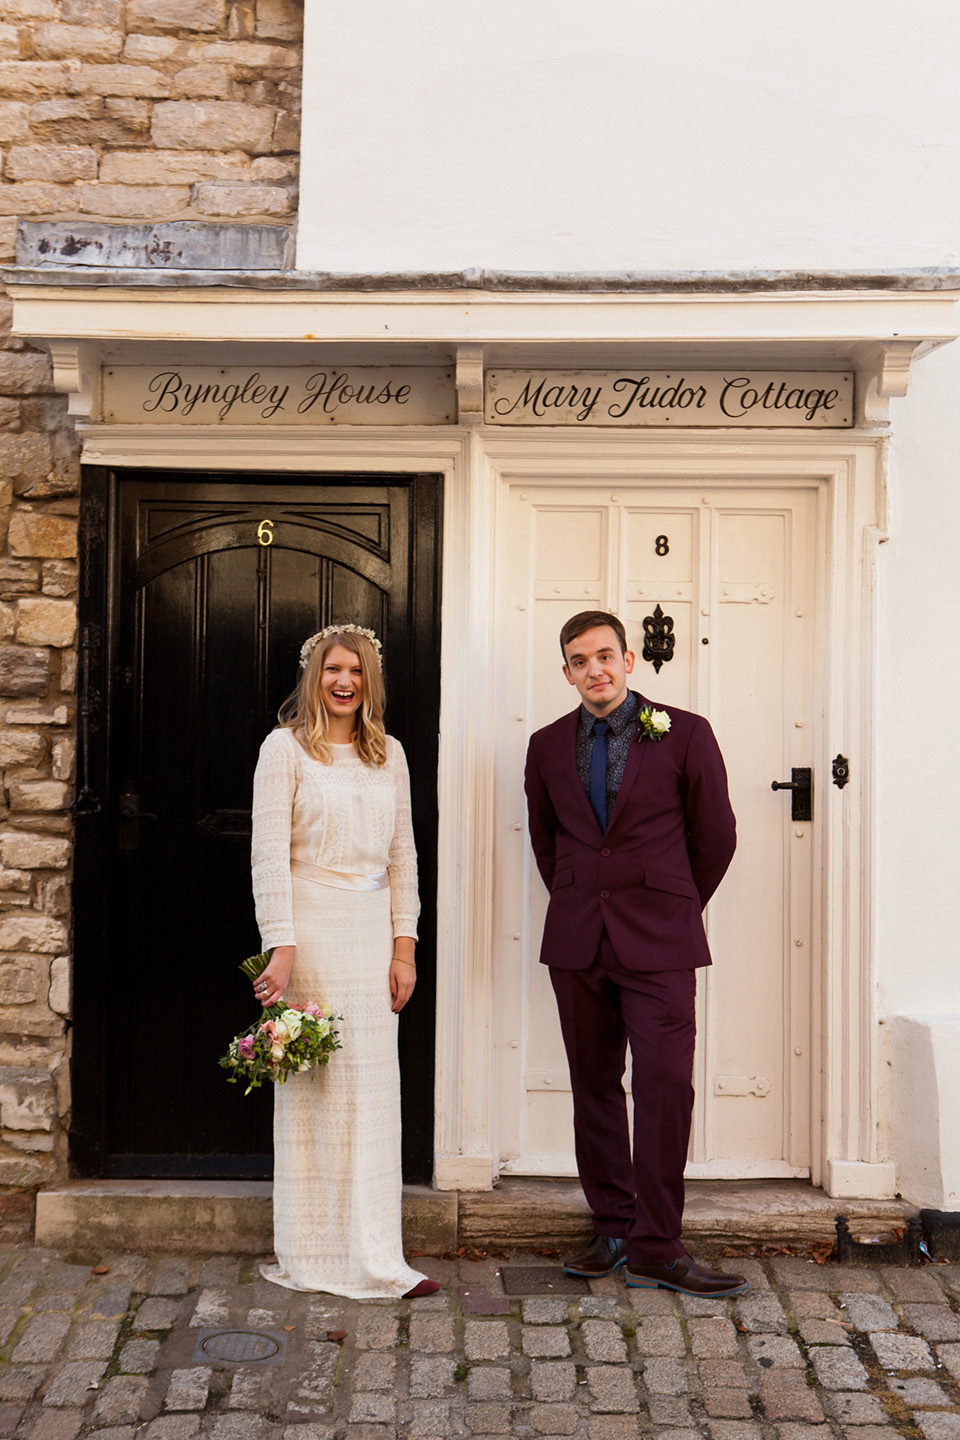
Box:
[551,867,574,891]
[644,868,698,899]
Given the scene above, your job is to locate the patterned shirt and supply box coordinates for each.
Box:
[576,690,639,825]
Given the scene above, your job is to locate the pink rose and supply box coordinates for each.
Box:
[304,1003,321,1017]
[237,1035,255,1060]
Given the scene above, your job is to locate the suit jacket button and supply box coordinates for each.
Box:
[600,889,610,899]
[601,847,611,856]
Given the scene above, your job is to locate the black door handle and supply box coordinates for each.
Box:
[770,768,812,822]
[118,794,158,821]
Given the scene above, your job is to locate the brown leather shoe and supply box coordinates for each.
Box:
[562,1234,627,1277]
[625,1254,748,1297]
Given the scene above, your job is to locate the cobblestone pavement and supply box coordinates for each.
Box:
[1,1245,960,1439]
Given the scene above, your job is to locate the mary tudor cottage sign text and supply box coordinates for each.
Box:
[485,370,853,427]
[101,366,853,428]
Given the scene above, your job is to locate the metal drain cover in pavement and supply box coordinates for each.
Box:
[498,1265,588,1296]
[192,1329,287,1365]
[459,1283,511,1315]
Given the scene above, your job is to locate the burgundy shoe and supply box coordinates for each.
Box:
[562,1234,627,1278]
[625,1254,748,1297]
[403,1278,441,1298]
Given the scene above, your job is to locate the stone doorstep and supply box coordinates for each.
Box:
[33,1176,917,1255]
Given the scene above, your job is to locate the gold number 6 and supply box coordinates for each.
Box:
[257,519,274,546]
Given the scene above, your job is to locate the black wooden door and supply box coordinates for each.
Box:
[72,469,441,1181]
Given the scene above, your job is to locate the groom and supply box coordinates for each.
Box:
[524,610,746,1296]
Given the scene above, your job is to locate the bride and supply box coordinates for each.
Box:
[250,623,439,1298]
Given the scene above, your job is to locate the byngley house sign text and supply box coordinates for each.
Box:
[103,366,456,424]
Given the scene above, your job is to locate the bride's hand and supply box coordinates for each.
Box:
[389,939,416,1013]
[255,946,295,1007]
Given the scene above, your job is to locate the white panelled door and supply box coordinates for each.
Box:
[495,482,819,1179]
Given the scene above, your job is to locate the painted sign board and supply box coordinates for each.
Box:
[102,364,854,428]
[102,366,456,425]
[485,370,853,427]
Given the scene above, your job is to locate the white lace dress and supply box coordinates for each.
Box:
[250,726,425,1298]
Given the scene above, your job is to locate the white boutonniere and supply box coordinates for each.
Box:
[638,706,671,742]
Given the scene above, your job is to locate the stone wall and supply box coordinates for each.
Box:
[0,0,303,1222]
[0,287,80,1222]
[0,0,302,242]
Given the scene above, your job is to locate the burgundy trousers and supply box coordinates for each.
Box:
[549,932,698,1265]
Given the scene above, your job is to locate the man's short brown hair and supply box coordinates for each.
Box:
[560,610,628,658]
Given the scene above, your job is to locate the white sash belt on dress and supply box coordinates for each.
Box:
[290,857,389,891]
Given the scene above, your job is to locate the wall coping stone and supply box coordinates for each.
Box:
[5,262,960,293]
[15,220,294,272]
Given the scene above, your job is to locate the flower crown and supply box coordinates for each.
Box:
[299,624,383,670]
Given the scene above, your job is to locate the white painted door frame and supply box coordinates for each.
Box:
[432,428,893,1200]
[78,418,891,1199]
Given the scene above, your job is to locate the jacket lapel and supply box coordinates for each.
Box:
[606,690,651,834]
[558,706,603,833]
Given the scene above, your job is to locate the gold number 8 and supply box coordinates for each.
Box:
[257,519,274,546]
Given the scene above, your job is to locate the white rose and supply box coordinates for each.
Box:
[279,1008,303,1041]
[650,709,671,733]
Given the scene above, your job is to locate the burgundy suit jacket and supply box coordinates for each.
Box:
[524,692,736,971]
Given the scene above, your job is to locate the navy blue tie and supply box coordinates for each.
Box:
[589,720,610,830]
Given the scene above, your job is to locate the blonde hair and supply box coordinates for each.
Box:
[278,630,387,767]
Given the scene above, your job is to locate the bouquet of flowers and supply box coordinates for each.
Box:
[220,950,342,1094]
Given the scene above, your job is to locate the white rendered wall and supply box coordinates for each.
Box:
[877,342,960,1204]
[881,345,960,1020]
[883,1018,960,1208]
[297,1,960,1202]
[298,0,960,274]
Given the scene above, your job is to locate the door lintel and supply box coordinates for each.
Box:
[5,279,956,432]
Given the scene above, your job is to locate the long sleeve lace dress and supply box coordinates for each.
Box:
[251,725,425,1297]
